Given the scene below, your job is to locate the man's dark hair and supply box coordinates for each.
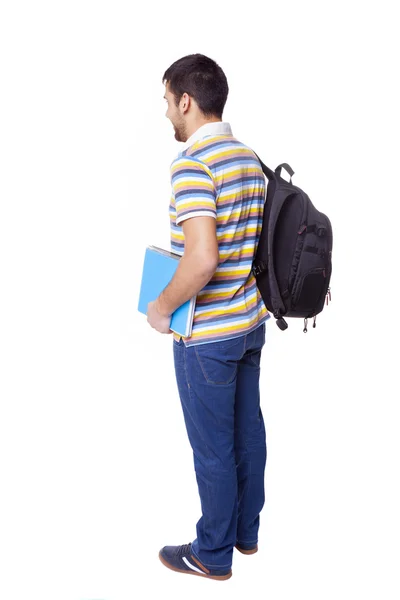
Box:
[162,53,229,119]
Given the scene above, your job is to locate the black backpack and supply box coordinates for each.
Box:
[251,153,333,332]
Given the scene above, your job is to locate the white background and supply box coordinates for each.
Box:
[0,1,399,599]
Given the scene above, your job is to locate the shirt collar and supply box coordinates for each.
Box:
[180,121,233,152]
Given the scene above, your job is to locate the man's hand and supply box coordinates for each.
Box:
[146,298,172,334]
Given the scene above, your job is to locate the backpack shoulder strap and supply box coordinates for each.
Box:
[266,187,294,317]
[252,151,296,318]
[252,151,275,181]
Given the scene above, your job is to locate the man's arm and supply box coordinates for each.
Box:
[156,215,219,317]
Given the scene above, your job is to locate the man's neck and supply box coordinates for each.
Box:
[185,118,222,141]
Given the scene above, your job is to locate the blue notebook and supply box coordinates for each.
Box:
[138,245,196,337]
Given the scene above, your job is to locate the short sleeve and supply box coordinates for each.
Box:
[170,157,217,226]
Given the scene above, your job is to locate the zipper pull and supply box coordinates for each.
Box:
[326,286,331,306]
[303,318,308,333]
[313,315,317,328]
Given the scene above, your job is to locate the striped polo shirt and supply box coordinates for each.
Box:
[169,121,270,346]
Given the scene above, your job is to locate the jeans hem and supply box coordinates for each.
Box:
[191,546,232,570]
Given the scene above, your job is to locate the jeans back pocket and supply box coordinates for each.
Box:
[193,336,244,385]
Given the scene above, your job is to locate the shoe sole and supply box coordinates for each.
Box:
[158,551,232,580]
[235,544,258,555]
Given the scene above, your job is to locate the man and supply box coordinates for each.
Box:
[147,53,269,581]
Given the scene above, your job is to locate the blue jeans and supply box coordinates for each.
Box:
[172,322,267,570]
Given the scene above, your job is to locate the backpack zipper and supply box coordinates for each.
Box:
[326,286,331,305]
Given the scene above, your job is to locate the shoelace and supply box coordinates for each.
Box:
[177,543,192,557]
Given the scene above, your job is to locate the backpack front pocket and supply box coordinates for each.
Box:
[292,267,327,314]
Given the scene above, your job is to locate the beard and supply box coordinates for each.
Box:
[172,119,187,143]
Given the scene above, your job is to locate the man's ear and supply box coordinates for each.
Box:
[180,92,191,113]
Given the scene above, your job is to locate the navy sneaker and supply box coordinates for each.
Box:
[235,542,258,555]
[159,542,232,580]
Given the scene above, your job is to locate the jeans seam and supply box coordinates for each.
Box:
[183,341,190,390]
[193,346,212,383]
